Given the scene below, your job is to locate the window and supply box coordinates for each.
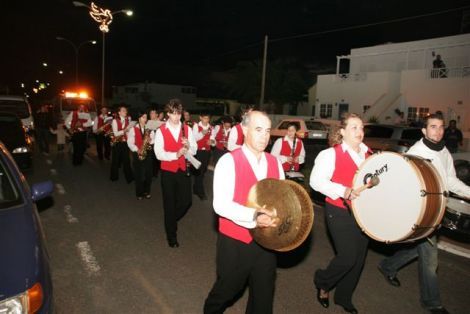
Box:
[364,125,394,138]
[0,99,30,119]
[401,129,422,140]
[305,121,326,131]
[363,105,371,113]
[407,107,429,123]
[0,158,22,209]
[181,87,197,94]
[124,87,139,94]
[320,104,332,118]
[277,121,300,130]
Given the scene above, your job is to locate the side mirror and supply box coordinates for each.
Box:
[31,181,54,202]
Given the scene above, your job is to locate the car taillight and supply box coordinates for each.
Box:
[297,131,308,139]
[28,283,43,314]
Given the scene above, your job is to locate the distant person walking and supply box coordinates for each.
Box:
[35,104,52,155]
[444,119,463,153]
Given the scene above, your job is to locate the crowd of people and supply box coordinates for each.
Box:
[36,99,469,314]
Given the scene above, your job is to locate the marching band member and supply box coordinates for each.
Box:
[127,111,154,200]
[310,113,372,314]
[146,109,164,177]
[110,106,134,183]
[210,116,232,165]
[227,107,253,151]
[93,106,112,160]
[192,113,213,200]
[204,111,284,314]
[183,110,194,127]
[65,104,92,165]
[378,113,470,314]
[270,122,305,173]
[154,99,197,248]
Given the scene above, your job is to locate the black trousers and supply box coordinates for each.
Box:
[314,203,369,308]
[160,170,192,241]
[204,234,276,314]
[36,127,50,153]
[110,142,134,182]
[95,133,111,160]
[132,152,153,197]
[212,148,228,167]
[71,131,87,165]
[193,149,211,196]
[150,145,160,177]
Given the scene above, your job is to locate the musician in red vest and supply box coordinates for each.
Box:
[127,111,155,200]
[310,113,372,314]
[227,106,253,151]
[154,99,197,248]
[110,106,134,183]
[192,112,213,200]
[210,116,233,165]
[270,122,306,173]
[92,106,112,160]
[204,111,284,314]
[65,104,92,165]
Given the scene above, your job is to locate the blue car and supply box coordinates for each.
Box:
[0,142,53,313]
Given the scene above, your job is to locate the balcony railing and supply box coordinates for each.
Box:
[429,66,470,79]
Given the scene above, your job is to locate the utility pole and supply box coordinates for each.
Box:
[259,35,268,108]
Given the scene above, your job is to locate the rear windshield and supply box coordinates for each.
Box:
[0,156,22,209]
[305,121,326,130]
[364,125,394,138]
[277,121,301,130]
[401,128,422,140]
[0,99,31,119]
[61,98,97,112]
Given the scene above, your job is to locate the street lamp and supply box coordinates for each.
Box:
[56,36,96,86]
[73,1,133,107]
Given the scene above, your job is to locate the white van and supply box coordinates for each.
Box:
[0,95,34,132]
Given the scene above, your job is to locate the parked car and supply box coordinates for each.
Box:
[363,124,422,153]
[0,141,54,313]
[0,95,34,133]
[0,112,33,169]
[270,118,329,143]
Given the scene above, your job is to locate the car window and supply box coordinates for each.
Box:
[401,128,422,140]
[278,121,300,130]
[0,99,30,119]
[364,125,394,138]
[0,158,22,209]
[305,121,326,130]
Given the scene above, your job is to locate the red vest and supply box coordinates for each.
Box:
[215,126,230,150]
[325,144,371,209]
[196,124,212,151]
[97,116,104,128]
[71,111,88,130]
[116,117,129,141]
[280,137,303,172]
[219,148,280,243]
[160,123,189,173]
[133,126,144,150]
[235,123,244,146]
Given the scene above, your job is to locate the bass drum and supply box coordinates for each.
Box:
[351,152,446,243]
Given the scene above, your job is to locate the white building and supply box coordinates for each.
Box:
[311,33,470,131]
[111,82,197,109]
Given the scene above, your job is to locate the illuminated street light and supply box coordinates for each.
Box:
[56,36,96,86]
[59,70,64,75]
[35,80,39,83]
[42,62,48,67]
[73,1,133,107]
[20,83,25,88]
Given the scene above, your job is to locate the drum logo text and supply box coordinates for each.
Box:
[363,164,388,185]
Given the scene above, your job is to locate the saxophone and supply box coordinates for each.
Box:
[138,129,152,161]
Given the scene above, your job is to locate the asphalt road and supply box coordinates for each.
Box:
[28,141,470,314]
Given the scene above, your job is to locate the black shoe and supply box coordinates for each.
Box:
[428,307,449,314]
[199,194,208,201]
[145,194,151,199]
[168,239,179,248]
[316,288,329,308]
[339,305,358,314]
[378,265,401,287]
[137,196,144,201]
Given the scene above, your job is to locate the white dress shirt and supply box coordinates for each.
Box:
[146,119,164,131]
[65,111,92,130]
[154,121,197,161]
[127,125,155,153]
[270,136,306,165]
[112,116,132,136]
[92,114,113,133]
[227,124,242,151]
[310,142,369,200]
[213,145,285,229]
[192,121,212,142]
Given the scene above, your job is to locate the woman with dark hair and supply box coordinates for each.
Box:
[310,113,372,314]
[127,111,154,200]
[270,121,305,173]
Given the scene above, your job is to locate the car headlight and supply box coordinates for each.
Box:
[0,293,28,314]
[12,147,30,154]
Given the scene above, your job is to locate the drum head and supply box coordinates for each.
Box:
[247,179,314,252]
[352,152,427,242]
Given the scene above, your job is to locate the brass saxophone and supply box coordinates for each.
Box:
[138,129,152,161]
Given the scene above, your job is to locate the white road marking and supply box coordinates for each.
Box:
[76,241,101,276]
[438,239,470,259]
[50,169,57,176]
[46,159,52,165]
[56,183,66,194]
[64,205,79,223]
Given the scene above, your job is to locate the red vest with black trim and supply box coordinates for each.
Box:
[197,124,212,151]
[116,117,129,141]
[235,123,244,146]
[71,111,88,130]
[280,137,303,172]
[218,148,280,243]
[215,126,230,150]
[325,144,371,209]
[160,123,189,173]
[133,126,144,150]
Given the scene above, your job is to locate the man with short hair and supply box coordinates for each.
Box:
[110,106,134,182]
[444,120,463,153]
[65,104,92,165]
[93,106,112,160]
[192,113,213,200]
[378,114,470,314]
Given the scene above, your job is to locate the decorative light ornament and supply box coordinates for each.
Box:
[89,2,113,33]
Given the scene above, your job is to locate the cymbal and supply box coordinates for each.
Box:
[247,178,314,252]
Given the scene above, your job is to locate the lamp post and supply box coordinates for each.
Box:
[56,37,96,86]
[73,1,133,107]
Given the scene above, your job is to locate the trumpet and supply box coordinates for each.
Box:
[181,125,192,177]
[138,129,152,161]
[96,122,112,134]
[289,136,297,172]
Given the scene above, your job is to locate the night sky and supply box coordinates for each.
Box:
[2,0,469,99]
